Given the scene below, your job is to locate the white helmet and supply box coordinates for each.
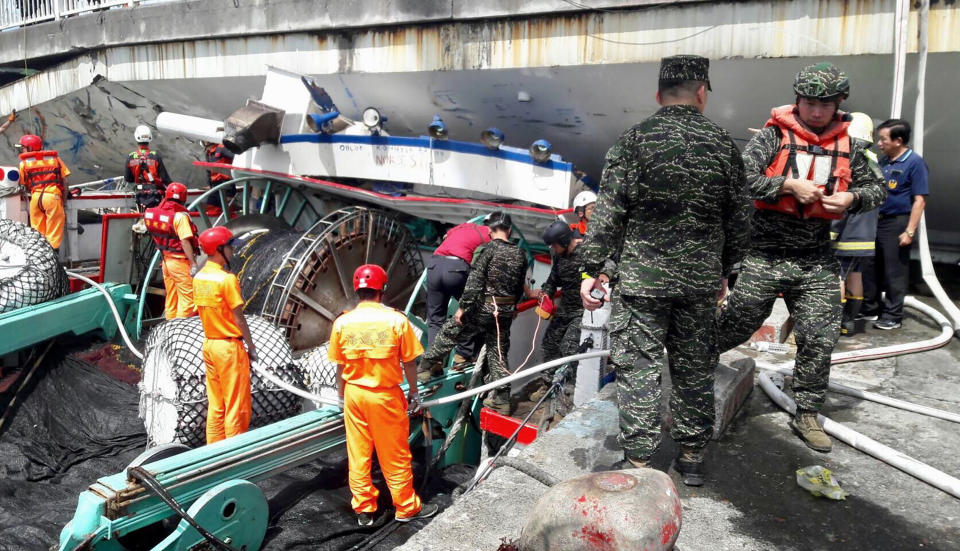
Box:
[572,190,597,210]
[847,112,874,144]
[134,125,153,144]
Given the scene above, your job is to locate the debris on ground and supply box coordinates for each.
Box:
[796,465,849,500]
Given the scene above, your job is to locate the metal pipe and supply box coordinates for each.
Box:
[156,112,225,144]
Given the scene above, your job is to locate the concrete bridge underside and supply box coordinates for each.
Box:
[0,0,958,251]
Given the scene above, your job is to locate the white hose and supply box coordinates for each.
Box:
[831,296,953,364]
[250,361,343,408]
[66,271,143,360]
[421,350,609,408]
[754,296,957,423]
[757,362,960,425]
[909,0,960,337]
[758,372,960,499]
[238,350,610,411]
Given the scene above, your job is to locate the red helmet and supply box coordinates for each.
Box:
[165,182,187,202]
[18,134,43,152]
[198,226,235,256]
[353,264,388,291]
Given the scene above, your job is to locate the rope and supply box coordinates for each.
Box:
[511,295,547,374]
[250,360,342,408]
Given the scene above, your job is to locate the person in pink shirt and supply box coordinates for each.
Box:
[425,217,493,368]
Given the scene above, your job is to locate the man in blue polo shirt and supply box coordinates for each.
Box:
[861,119,929,330]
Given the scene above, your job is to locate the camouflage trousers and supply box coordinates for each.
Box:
[541,312,582,363]
[423,303,514,412]
[718,251,841,412]
[610,292,717,460]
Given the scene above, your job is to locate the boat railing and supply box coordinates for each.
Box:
[0,0,175,32]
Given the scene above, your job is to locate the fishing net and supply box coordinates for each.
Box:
[233,227,304,314]
[139,316,306,448]
[0,219,68,314]
[295,344,340,409]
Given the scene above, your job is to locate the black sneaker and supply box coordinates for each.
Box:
[873,319,902,330]
[673,448,706,486]
[395,502,439,523]
[357,512,374,527]
[856,312,879,321]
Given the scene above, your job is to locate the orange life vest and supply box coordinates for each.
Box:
[205,144,232,185]
[570,219,588,237]
[757,105,852,221]
[128,147,165,194]
[18,150,64,194]
[144,200,199,256]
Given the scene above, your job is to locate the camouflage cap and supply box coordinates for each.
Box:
[793,62,850,100]
[659,55,712,90]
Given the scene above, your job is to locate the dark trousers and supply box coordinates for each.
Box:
[425,255,475,357]
[863,215,910,322]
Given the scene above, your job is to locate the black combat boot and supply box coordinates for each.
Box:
[673,447,706,486]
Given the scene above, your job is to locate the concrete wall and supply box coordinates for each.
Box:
[0,0,697,67]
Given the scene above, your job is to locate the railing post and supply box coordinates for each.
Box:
[52,0,61,21]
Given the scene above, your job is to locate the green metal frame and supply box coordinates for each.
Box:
[57,367,476,551]
[0,284,134,357]
[135,178,323,337]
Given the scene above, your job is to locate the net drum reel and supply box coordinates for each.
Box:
[139,316,304,447]
[0,219,68,314]
[233,206,425,352]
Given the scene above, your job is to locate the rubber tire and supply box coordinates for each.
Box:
[0,219,68,314]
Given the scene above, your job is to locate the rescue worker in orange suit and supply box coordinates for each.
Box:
[193,226,257,444]
[144,182,200,319]
[327,264,439,527]
[125,125,172,210]
[16,134,70,251]
[203,141,236,216]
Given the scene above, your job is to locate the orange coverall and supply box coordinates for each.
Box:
[161,212,197,319]
[21,158,70,250]
[193,260,251,444]
[327,301,425,518]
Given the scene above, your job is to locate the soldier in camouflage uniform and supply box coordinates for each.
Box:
[522,220,587,401]
[579,55,752,486]
[421,211,528,415]
[717,62,886,452]
[539,220,586,364]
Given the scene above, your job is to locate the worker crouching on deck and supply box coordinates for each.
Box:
[17,134,70,251]
[193,226,257,444]
[327,264,439,527]
[144,183,200,319]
